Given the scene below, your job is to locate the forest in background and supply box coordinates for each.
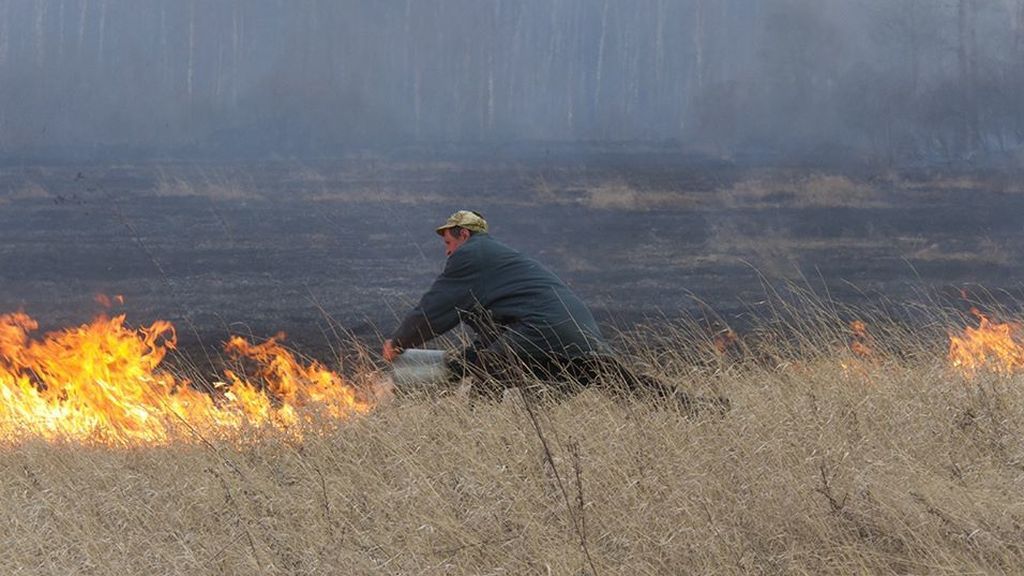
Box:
[1,0,1023,162]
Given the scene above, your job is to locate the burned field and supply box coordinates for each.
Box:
[1,157,1022,356]
[3,157,1024,574]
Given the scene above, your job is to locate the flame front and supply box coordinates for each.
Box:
[948,308,1024,376]
[849,320,873,358]
[713,329,738,356]
[0,312,371,446]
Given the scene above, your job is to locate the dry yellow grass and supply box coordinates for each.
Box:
[153,178,264,200]
[533,172,888,213]
[722,174,885,208]
[0,182,52,204]
[894,175,1024,194]
[530,178,700,211]
[3,304,1024,575]
[583,181,699,211]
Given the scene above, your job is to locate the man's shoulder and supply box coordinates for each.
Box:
[442,234,492,273]
[468,233,520,255]
[448,234,522,271]
[455,233,504,257]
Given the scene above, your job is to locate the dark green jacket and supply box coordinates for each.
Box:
[391,234,608,358]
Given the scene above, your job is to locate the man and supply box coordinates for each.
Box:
[383,210,690,403]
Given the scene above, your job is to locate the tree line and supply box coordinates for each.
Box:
[0,0,1021,161]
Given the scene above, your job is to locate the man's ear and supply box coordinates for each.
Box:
[460,229,471,241]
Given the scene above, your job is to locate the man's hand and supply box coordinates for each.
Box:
[382,339,402,362]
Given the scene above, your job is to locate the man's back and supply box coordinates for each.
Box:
[392,233,607,359]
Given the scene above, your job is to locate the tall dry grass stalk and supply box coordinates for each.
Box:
[3,293,1024,574]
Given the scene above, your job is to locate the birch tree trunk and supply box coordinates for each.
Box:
[159,3,167,89]
[1016,0,1024,52]
[97,0,107,68]
[34,1,46,68]
[594,0,609,114]
[187,0,195,105]
[58,0,66,60]
[909,0,920,95]
[0,0,9,69]
[231,0,241,106]
[565,0,577,132]
[487,0,497,133]
[958,0,978,154]
[694,0,706,96]
[78,0,88,53]
[655,0,665,84]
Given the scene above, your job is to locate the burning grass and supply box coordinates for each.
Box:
[3,296,1024,574]
[0,312,374,446]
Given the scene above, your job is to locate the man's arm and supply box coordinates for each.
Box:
[390,246,480,351]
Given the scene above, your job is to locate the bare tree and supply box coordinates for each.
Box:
[97,0,107,68]
[594,0,609,113]
[0,0,9,70]
[958,0,980,155]
[187,0,195,106]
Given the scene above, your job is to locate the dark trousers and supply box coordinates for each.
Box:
[447,342,720,412]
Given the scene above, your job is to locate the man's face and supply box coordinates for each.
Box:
[442,229,470,257]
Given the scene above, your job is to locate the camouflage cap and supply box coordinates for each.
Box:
[435,210,488,235]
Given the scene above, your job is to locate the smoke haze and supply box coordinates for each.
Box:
[1,0,1023,162]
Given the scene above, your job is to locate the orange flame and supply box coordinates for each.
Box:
[93,293,125,308]
[840,320,876,383]
[0,312,371,446]
[713,329,738,356]
[849,320,873,358]
[948,309,1024,377]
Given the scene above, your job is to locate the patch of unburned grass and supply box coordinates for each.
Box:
[903,236,1015,267]
[0,182,51,204]
[306,187,449,205]
[533,172,890,212]
[153,178,263,200]
[896,174,1024,194]
[531,178,701,211]
[584,181,700,211]
[724,173,885,208]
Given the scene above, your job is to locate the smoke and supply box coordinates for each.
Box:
[0,0,1022,163]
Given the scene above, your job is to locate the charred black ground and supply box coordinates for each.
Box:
[2,154,1022,364]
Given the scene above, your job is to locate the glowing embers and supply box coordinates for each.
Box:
[948,308,1024,377]
[849,320,874,358]
[713,328,739,356]
[0,312,370,446]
